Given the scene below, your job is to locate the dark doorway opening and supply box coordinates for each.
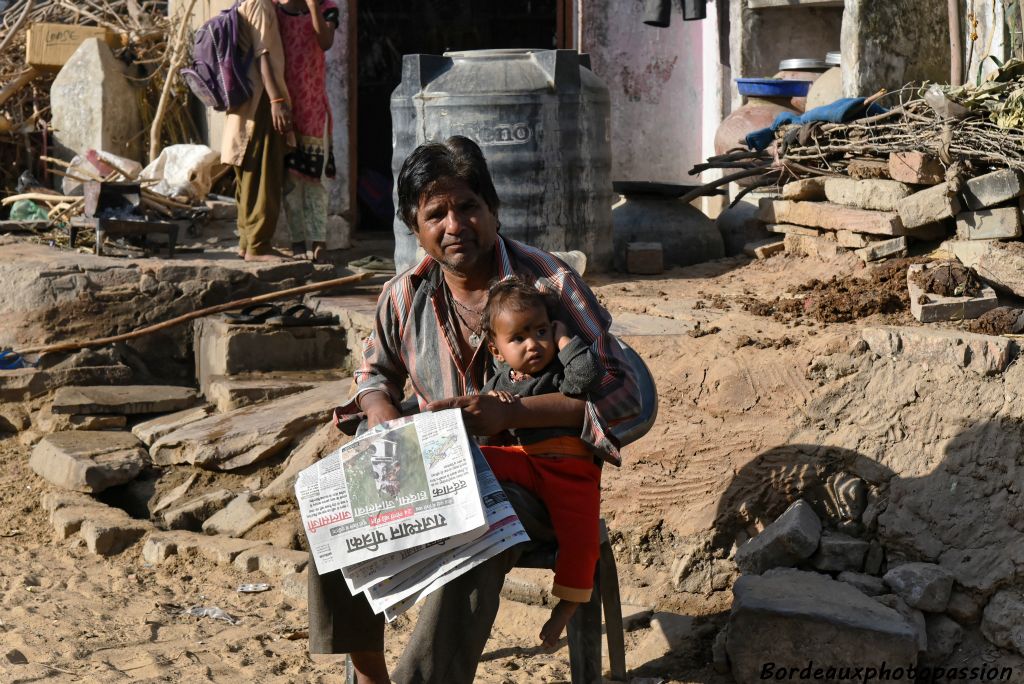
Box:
[355,1,563,233]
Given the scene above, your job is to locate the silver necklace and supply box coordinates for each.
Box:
[448,289,484,347]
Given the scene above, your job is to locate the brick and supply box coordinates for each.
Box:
[765,223,822,237]
[824,178,913,212]
[962,168,1024,210]
[955,206,1023,240]
[835,230,878,248]
[862,325,1016,375]
[758,200,906,236]
[81,517,150,556]
[781,178,826,201]
[896,183,961,229]
[233,546,309,577]
[743,239,784,259]
[856,236,907,263]
[783,234,848,260]
[626,242,663,275]
[889,151,945,185]
[848,160,891,180]
[907,264,998,323]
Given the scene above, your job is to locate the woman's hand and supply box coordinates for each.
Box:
[425,394,514,436]
[271,101,292,136]
[551,320,573,351]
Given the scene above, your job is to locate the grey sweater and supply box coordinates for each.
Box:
[481,336,605,446]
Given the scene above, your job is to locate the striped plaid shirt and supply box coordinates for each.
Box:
[344,237,641,465]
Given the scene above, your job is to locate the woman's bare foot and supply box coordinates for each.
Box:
[244,248,289,262]
[312,241,330,264]
[540,599,579,651]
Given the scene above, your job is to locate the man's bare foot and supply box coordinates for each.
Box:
[312,241,330,264]
[350,650,390,684]
[237,249,246,259]
[290,241,307,259]
[244,248,289,262]
[540,599,579,651]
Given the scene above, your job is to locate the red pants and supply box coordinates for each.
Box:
[482,438,601,603]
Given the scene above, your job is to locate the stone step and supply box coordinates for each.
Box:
[206,370,348,413]
[50,385,198,415]
[30,431,147,493]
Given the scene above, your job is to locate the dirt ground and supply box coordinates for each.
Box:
[0,251,969,683]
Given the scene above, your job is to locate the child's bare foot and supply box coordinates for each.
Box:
[540,599,578,651]
[244,248,289,262]
[312,241,330,264]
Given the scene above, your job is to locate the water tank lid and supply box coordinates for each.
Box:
[779,58,829,71]
[443,48,545,59]
[825,51,841,66]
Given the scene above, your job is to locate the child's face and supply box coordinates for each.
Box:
[488,304,557,375]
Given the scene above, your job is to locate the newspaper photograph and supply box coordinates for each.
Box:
[345,451,525,605]
[296,409,487,573]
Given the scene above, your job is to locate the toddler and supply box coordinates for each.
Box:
[479,277,605,650]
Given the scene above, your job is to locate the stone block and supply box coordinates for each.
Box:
[625,242,664,275]
[981,587,1024,656]
[765,223,821,237]
[201,494,274,537]
[29,431,147,493]
[948,239,1024,298]
[862,325,1016,376]
[142,529,266,565]
[205,198,238,220]
[132,405,214,446]
[51,385,197,415]
[837,571,887,596]
[735,500,821,575]
[193,317,348,398]
[896,184,961,230]
[783,233,848,260]
[727,569,918,684]
[51,504,110,540]
[924,614,963,663]
[884,562,954,612]
[848,160,891,180]
[864,541,884,575]
[41,490,98,514]
[889,151,945,185]
[280,571,308,604]
[809,531,870,573]
[161,489,234,530]
[824,178,913,212]
[81,517,150,556]
[742,239,784,260]
[962,168,1024,210]
[233,546,309,577]
[856,236,908,263]
[206,371,345,413]
[150,380,346,470]
[907,264,999,323]
[945,589,984,624]
[875,594,928,652]
[758,200,906,236]
[50,38,142,161]
[781,178,826,201]
[835,230,878,249]
[955,206,1023,240]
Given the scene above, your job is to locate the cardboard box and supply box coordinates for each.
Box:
[26,23,118,70]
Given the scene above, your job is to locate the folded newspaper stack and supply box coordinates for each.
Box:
[295,409,527,621]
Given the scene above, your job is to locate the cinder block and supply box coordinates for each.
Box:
[896,184,960,230]
[193,317,348,398]
[955,206,1023,240]
[626,242,664,275]
[962,168,1024,210]
[856,237,908,263]
[824,178,913,212]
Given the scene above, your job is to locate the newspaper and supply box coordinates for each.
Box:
[295,409,488,574]
[347,451,528,619]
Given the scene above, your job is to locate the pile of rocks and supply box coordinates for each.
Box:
[717,497,1023,683]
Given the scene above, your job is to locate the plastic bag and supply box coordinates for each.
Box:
[61,150,144,196]
[924,85,970,120]
[9,199,48,221]
[141,144,221,202]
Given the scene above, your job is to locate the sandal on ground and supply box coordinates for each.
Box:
[224,303,283,324]
[265,303,339,327]
[347,255,396,274]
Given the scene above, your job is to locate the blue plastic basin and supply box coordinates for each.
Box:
[736,78,812,97]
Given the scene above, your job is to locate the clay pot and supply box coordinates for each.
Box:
[773,69,827,112]
[714,97,799,186]
[806,67,843,111]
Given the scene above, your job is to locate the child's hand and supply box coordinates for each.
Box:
[487,390,519,404]
[551,320,573,350]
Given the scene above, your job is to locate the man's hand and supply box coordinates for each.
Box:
[425,394,513,436]
[486,390,519,404]
[360,390,401,428]
[551,320,573,351]
[271,101,292,136]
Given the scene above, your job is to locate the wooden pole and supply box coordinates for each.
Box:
[16,272,375,356]
[149,0,199,162]
[949,0,963,86]
[0,67,39,109]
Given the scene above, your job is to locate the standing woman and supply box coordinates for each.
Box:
[275,0,339,264]
[223,0,295,262]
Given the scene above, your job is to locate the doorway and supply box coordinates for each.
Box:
[354,1,568,232]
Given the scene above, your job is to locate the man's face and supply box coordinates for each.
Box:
[488,304,557,376]
[413,179,499,274]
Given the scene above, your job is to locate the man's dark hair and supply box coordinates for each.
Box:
[482,277,554,339]
[396,136,501,230]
